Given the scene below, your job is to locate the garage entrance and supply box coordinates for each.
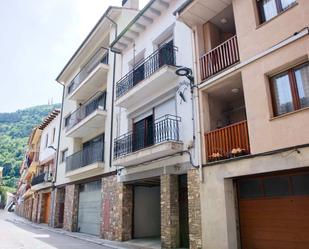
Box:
[78,180,101,236]
[238,171,309,249]
[133,178,161,239]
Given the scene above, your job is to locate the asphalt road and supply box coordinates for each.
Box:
[0,210,112,249]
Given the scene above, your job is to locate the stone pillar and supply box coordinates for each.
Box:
[188,169,202,249]
[63,184,79,232]
[51,188,65,228]
[38,192,45,223]
[31,193,39,223]
[101,175,133,241]
[161,174,180,249]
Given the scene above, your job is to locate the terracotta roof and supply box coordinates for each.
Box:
[38,109,60,130]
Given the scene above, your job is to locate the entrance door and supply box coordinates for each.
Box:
[78,181,101,236]
[44,193,51,224]
[238,172,309,249]
[179,175,189,248]
[133,185,160,238]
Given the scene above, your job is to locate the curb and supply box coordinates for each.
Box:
[8,217,147,249]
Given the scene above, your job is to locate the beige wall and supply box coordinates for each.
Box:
[198,0,309,158]
[243,37,309,154]
[233,0,308,61]
[199,146,309,249]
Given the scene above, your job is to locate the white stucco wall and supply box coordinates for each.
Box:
[114,0,197,171]
[39,113,60,162]
[55,7,138,186]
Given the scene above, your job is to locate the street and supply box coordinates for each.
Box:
[0,210,113,249]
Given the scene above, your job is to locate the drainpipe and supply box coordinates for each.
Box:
[191,27,203,182]
[106,15,118,168]
[50,83,65,227]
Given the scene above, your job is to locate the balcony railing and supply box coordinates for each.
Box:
[67,48,109,95]
[114,114,181,159]
[200,35,239,80]
[66,141,104,172]
[65,91,106,132]
[116,43,177,98]
[31,172,52,186]
[204,120,250,162]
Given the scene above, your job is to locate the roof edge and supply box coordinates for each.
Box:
[110,0,156,49]
[56,6,122,83]
[173,0,193,16]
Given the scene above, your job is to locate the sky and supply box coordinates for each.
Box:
[0,0,148,113]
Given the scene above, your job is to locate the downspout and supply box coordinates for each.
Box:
[51,82,65,227]
[53,84,65,184]
[175,12,203,182]
[106,15,118,168]
[190,25,203,182]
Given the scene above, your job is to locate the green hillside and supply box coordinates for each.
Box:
[0,104,61,189]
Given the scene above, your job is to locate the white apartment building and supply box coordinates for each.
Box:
[110,0,200,248]
[53,0,139,237]
[53,1,202,248]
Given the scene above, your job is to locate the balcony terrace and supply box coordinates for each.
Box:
[203,73,250,162]
[114,115,183,167]
[65,140,104,179]
[115,43,178,110]
[67,48,109,101]
[65,91,107,138]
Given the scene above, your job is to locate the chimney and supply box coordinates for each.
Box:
[122,0,139,10]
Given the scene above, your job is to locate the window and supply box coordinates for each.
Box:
[239,179,263,198]
[270,62,309,116]
[52,127,56,143]
[64,115,71,127]
[61,149,68,163]
[264,176,290,197]
[257,0,296,23]
[133,115,154,151]
[45,134,48,148]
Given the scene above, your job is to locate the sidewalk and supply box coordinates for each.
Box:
[6,212,160,249]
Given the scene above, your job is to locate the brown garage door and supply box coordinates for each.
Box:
[238,172,309,249]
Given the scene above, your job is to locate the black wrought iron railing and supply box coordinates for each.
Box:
[67,48,109,95]
[116,43,177,98]
[66,141,104,172]
[31,172,51,186]
[65,91,106,132]
[114,114,181,159]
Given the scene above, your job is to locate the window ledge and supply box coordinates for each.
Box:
[269,106,309,121]
[256,2,298,30]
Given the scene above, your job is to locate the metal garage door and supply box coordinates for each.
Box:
[78,181,101,236]
[238,172,309,249]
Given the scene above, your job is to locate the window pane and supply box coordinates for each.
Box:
[261,0,278,21]
[295,63,309,109]
[272,73,294,115]
[291,174,309,195]
[264,176,290,197]
[238,179,263,199]
[280,0,296,10]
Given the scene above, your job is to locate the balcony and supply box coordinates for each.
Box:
[203,72,249,162]
[65,92,107,138]
[67,48,109,101]
[114,115,183,167]
[31,172,53,191]
[115,44,178,110]
[65,141,104,179]
[200,35,239,81]
[205,120,250,162]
